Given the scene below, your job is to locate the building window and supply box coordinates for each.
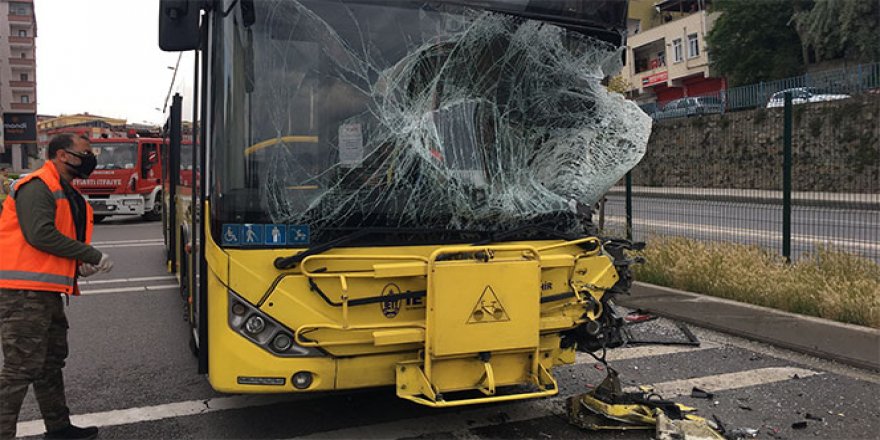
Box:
[9,2,32,15]
[20,53,26,58]
[20,73,28,81]
[18,30,28,37]
[21,95,30,104]
[673,39,683,63]
[688,33,700,58]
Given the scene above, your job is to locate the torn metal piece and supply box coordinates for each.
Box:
[624,309,657,323]
[725,427,759,439]
[567,369,725,439]
[691,387,715,399]
[656,412,726,440]
[622,321,701,347]
[805,413,823,421]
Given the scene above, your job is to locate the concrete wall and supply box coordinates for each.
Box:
[631,94,880,193]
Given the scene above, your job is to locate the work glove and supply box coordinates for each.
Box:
[78,263,99,278]
[96,253,114,273]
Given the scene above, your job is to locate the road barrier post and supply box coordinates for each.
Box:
[782,92,792,262]
[625,171,633,241]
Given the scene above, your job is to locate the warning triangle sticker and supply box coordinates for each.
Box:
[467,285,510,324]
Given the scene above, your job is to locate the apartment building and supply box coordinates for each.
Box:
[1,0,37,171]
[621,0,726,105]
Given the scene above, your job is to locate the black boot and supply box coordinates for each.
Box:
[44,424,98,439]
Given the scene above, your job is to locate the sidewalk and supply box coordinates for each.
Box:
[606,186,880,210]
[616,282,880,371]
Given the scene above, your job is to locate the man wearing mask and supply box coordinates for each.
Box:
[0,134,113,440]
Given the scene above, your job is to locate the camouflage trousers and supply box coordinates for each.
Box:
[0,290,71,439]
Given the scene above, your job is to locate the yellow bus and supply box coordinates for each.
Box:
[159,0,650,407]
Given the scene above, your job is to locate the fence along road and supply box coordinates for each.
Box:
[616,84,879,263]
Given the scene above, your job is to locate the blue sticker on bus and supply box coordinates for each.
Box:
[288,225,310,245]
[264,224,287,246]
[242,224,264,246]
[222,224,241,245]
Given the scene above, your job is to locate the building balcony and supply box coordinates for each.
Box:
[10,103,36,111]
[9,58,35,66]
[9,80,35,90]
[8,14,34,22]
[8,36,34,47]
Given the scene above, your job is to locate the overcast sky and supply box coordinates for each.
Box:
[36,0,193,125]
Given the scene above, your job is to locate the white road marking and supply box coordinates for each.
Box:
[92,242,165,249]
[576,342,718,364]
[79,284,178,295]
[15,395,300,438]
[79,275,177,285]
[605,216,880,251]
[300,367,821,440]
[14,356,818,440]
[626,367,820,397]
[90,239,165,246]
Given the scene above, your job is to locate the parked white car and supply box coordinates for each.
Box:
[766,87,850,108]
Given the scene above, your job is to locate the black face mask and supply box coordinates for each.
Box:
[63,150,98,179]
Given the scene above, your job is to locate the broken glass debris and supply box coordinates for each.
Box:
[213,1,651,243]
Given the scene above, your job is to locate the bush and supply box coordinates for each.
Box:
[634,236,880,328]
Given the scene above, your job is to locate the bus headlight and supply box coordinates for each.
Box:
[271,333,293,352]
[245,316,266,335]
[227,289,322,358]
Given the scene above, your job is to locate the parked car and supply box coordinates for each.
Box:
[654,96,724,120]
[766,87,850,108]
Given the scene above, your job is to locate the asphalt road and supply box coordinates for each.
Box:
[4,218,879,439]
[602,196,880,261]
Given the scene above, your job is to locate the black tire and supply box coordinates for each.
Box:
[93,215,107,224]
[143,194,162,221]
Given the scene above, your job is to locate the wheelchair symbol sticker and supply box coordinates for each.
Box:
[222,224,241,246]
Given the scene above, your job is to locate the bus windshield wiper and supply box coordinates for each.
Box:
[273,227,486,269]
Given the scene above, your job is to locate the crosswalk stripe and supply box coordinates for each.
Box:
[576,342,718,364]
[15,395,300,438]
[300,367,820,440]
[79,284,179,295]
[91,239,165,245]
[92,242,165,249]
[14,357,818,439]
[80,275,177,285]
[628,367,820,397]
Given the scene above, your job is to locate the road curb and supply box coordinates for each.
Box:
[616,282,880,372]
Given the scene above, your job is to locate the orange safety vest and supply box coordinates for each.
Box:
[0,161,94,295]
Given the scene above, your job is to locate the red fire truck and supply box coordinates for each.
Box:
[72,136,165,222]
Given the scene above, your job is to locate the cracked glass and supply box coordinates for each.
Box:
[211,0,650,245]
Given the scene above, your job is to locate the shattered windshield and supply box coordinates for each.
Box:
[211,0,650,246]
[93,142,137,170]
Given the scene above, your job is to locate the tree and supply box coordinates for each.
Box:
[795,0,880,63]
[706,0,809,86]
[605,75,633,94]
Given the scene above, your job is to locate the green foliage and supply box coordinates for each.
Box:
[707,0,808,86]
[795,0,880,63]
[635,236,880,328]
